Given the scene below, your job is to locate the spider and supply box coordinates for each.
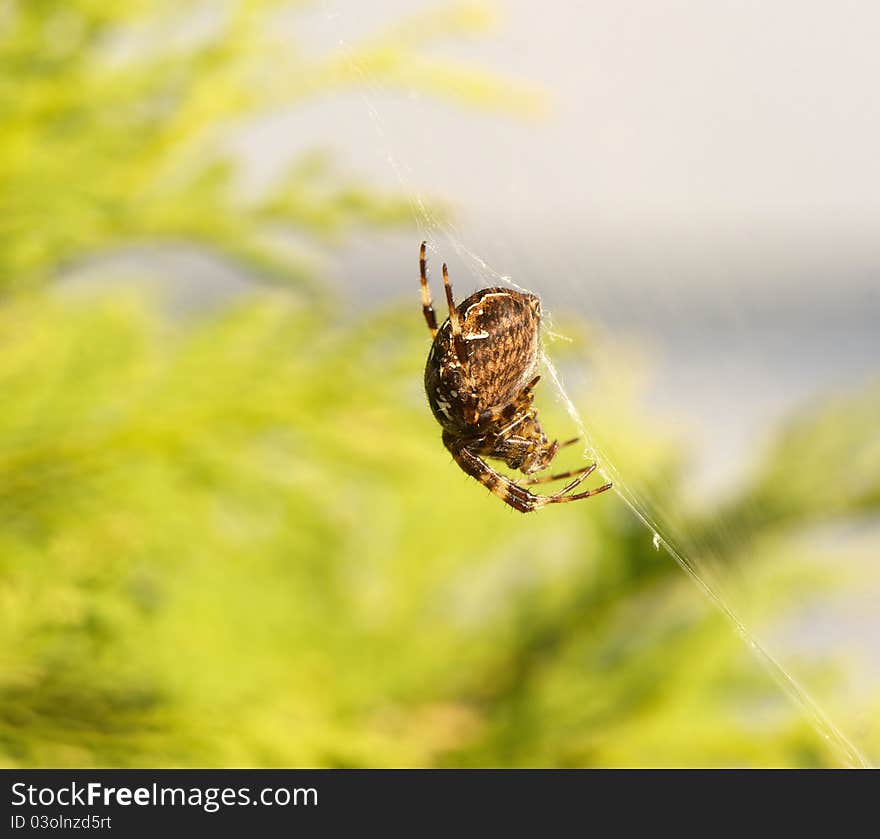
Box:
[419,242,612,513]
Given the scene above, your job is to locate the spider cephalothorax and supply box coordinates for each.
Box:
[419,242,611,512]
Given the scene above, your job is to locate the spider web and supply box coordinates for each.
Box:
[316,1,878,768]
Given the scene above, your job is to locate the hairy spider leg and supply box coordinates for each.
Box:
[442,261,479,425]
[523,463,612,502]
[515,436,584,482]
[442,262,465,355]
[419,241,438,336]
[444,433,612,514]
[523,463,599,487]
[494,412,529,439]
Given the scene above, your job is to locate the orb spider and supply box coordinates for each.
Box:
[420,242,612,513]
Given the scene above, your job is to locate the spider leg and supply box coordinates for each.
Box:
[442,262,460,335]
[516,435,579,478]
[446,438,544,512]
[419,241,438,337]
[494,413,528,438]
[443,262,480,424]
[552,464,600,496]
[551,481,613,503]
[444,433,611,513]
[523,463,596,488]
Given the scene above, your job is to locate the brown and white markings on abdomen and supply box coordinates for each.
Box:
[419,242,611,513]
[425,286,540,430]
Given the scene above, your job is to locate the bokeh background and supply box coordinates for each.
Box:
[1,0,878,767]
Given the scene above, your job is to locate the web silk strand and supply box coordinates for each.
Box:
[332,14,869,769]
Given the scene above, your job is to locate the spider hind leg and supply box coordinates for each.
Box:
[524,463,596,490]
[419,241,438,337]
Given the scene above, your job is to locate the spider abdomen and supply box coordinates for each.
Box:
[424,286,541,431]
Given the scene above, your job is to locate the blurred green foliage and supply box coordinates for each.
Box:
[1,293,878,767]
[0,0,540,293]
[1,1,877,768]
